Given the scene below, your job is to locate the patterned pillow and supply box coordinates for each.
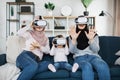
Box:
[114,50,120,65]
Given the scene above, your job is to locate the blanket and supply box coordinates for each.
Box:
[0,63,21,80]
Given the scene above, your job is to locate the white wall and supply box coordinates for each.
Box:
[0,0,115,53]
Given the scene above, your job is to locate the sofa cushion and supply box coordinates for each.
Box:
[110,66,120,77]
[98,36,120,67]
[6,36,25,64]
[33,70,69,79]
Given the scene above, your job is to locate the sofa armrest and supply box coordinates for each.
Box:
[0,54,7,66]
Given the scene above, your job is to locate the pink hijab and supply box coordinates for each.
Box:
[30,30,47,46]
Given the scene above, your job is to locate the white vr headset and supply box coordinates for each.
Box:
[75,16,88,24]
[33,20,47,27]
[53,38,66,45]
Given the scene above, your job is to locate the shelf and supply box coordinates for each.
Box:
[43,16,95,37]
[18,12,34,15]
[6,2,35,37]
[54,30,67,31]
[7,19,19,22]
[45,29,53,31]
[6,2,34,5]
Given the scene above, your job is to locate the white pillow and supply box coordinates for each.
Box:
[115,50,120,56]
[114,50,120,65]
[6,36,25,64]
[115,57,120,65]
[0,63,20,80]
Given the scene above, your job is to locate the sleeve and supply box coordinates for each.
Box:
[49,46,55,56]
[88,35,100,53]
[65,45,69,55]
[40,39,50,54]
[17,25,30,39]
[68,37,77,54]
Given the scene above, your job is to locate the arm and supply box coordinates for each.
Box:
[88,35,100,53]
[17,25,30,38]
[65,45,69,55]
[69,37,77,54]
[49,45,55,56]
[40,39,50,54]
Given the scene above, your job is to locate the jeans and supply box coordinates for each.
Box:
[16,50,50,80]
[54,62,72,71]
[74,54,110,80]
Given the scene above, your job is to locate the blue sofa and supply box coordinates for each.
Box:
[0,36,120,80]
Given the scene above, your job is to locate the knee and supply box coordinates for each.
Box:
[97,61,109,71]
[28,63,38,72]
[81,62,93,71]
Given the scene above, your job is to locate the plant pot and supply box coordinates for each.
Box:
[83,11,89,16]
[47,10,53,16]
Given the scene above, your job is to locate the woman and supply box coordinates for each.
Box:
[69,16,110,80]
[16,15,51,80]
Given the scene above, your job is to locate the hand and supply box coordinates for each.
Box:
[68,26,81,44]
[85,26,96,40]
[30,42,40,50]
[68,26,81,40]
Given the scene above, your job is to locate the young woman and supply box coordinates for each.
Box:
[16,16,51,80]
[69,16,110,80]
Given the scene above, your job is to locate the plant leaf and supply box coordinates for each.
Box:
[81,0,93,8]
[44,2,55,10]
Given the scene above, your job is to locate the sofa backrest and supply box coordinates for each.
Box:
[6,36,120,66]
[98,36,120,67]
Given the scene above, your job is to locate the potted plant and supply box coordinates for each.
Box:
[81,0,93,16]
[44,2,55,16]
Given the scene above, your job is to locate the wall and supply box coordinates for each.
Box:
[0,0,115,53]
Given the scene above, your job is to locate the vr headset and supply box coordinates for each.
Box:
[33,16,47,27]
[75,16,88,24]
[53,38,66,45]
[33,20,47,27]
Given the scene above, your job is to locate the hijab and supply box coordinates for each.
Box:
[30,15,47,46]
[76,25,89,50]
[30,30,47,46]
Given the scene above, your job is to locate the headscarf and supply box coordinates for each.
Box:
[76,25,89,50]
[30,15,47,46]
[30,30,47,46]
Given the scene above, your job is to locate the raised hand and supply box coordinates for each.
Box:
[30,42,40,50]
[85,26,96,40]
[68,26,81,44]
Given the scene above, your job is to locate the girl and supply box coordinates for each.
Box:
[48,35,78,72]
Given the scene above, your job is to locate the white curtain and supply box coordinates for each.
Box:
[114,0,120,36]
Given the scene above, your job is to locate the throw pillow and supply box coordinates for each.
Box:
[6,36,25,64]
[114,50,120,65]
[115,50,120,56]
[115,57,120,65]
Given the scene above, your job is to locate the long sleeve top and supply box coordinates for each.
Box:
[17,25,50,60]
[69,35,100,58]
[50,45,69,62]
